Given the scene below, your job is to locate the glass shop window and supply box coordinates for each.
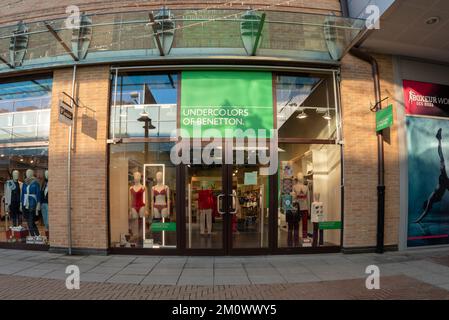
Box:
[109,143,177,249]
[0,147,50,246]
[278,143,341,248]
[276,74,337,139]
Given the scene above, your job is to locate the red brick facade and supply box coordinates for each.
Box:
[0,0,342,24]
[49,66,110,250]
[340,54,400,249]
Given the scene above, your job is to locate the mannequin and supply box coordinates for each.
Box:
[151,171,170,220]
[4,170,22,227]
[292,172,309,239]
[129,171,146,241]
[198,181,214,235]
[20,169,41,237]
[40,170,49,232]
[311,193,324,247]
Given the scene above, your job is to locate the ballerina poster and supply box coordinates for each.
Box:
[407,117,449,247]
[405,79,449,247]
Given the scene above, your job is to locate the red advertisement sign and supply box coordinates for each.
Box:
[403,80,449,117]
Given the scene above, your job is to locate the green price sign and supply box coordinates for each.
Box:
[319,221,342,230]
[376,104,394,132]
[151,222,176,232]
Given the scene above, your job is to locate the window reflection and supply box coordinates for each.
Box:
[0,76,52,143]
[111,73,178,138]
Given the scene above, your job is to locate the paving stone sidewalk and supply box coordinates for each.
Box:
[1,247,449,299]
[1,274,448,300]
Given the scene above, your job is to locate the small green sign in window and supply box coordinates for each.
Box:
[151,222,176,232]
[319,221,342,230]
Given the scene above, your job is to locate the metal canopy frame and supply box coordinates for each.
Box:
[0,8,366,74]
[44,22,79,61]
[0,55,13,68]
[149,13,165,56]
[251,13,266,56]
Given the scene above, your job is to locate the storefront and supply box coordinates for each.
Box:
[108,68,342,254]
[3,6,398,255]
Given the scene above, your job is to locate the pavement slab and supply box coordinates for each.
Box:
[0,247,448,295]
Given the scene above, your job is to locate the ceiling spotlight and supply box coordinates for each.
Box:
[30,160,34,164]
[20,158,24,162]
[323,112,332,120]
[0,154,4,157]
[425,16,440,25]
[297,110,308,119]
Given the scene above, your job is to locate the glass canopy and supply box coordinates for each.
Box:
[0,9,366,73]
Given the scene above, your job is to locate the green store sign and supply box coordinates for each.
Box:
[376,104,394,132]
[180,71,274,138]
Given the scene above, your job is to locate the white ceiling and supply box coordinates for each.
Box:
[361,0,449,63]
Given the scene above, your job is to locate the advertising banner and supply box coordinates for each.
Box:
[404,80,449,117]
[181,71,274,138]
[406,116,449,247]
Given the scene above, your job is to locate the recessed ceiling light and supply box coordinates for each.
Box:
[425,16,440,25]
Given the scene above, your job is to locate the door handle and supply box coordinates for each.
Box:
[217,194,225,215]
[229,194,238,215]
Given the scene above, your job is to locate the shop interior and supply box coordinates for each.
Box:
[276,73,341,248]
[109,142,177,249]
[0,147,49,245]
[186,160,269,250]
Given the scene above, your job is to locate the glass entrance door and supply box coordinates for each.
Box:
[229,163,270,250]
[185,163,226,251]
[184,151,271,254]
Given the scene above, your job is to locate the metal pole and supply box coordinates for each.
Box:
[350,48,385,254]
[67,64,77,255]
[112,68,118,142]
[332,72,342,143]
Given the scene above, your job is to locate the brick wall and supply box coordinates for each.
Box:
[0,0,342,25]
[48,66,110,251]
[340,53,400,249]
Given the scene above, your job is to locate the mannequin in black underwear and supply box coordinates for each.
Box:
[415,128,449,223]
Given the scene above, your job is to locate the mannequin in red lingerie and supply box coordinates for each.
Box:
[129,171,147,242]
[151,171,170,220]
